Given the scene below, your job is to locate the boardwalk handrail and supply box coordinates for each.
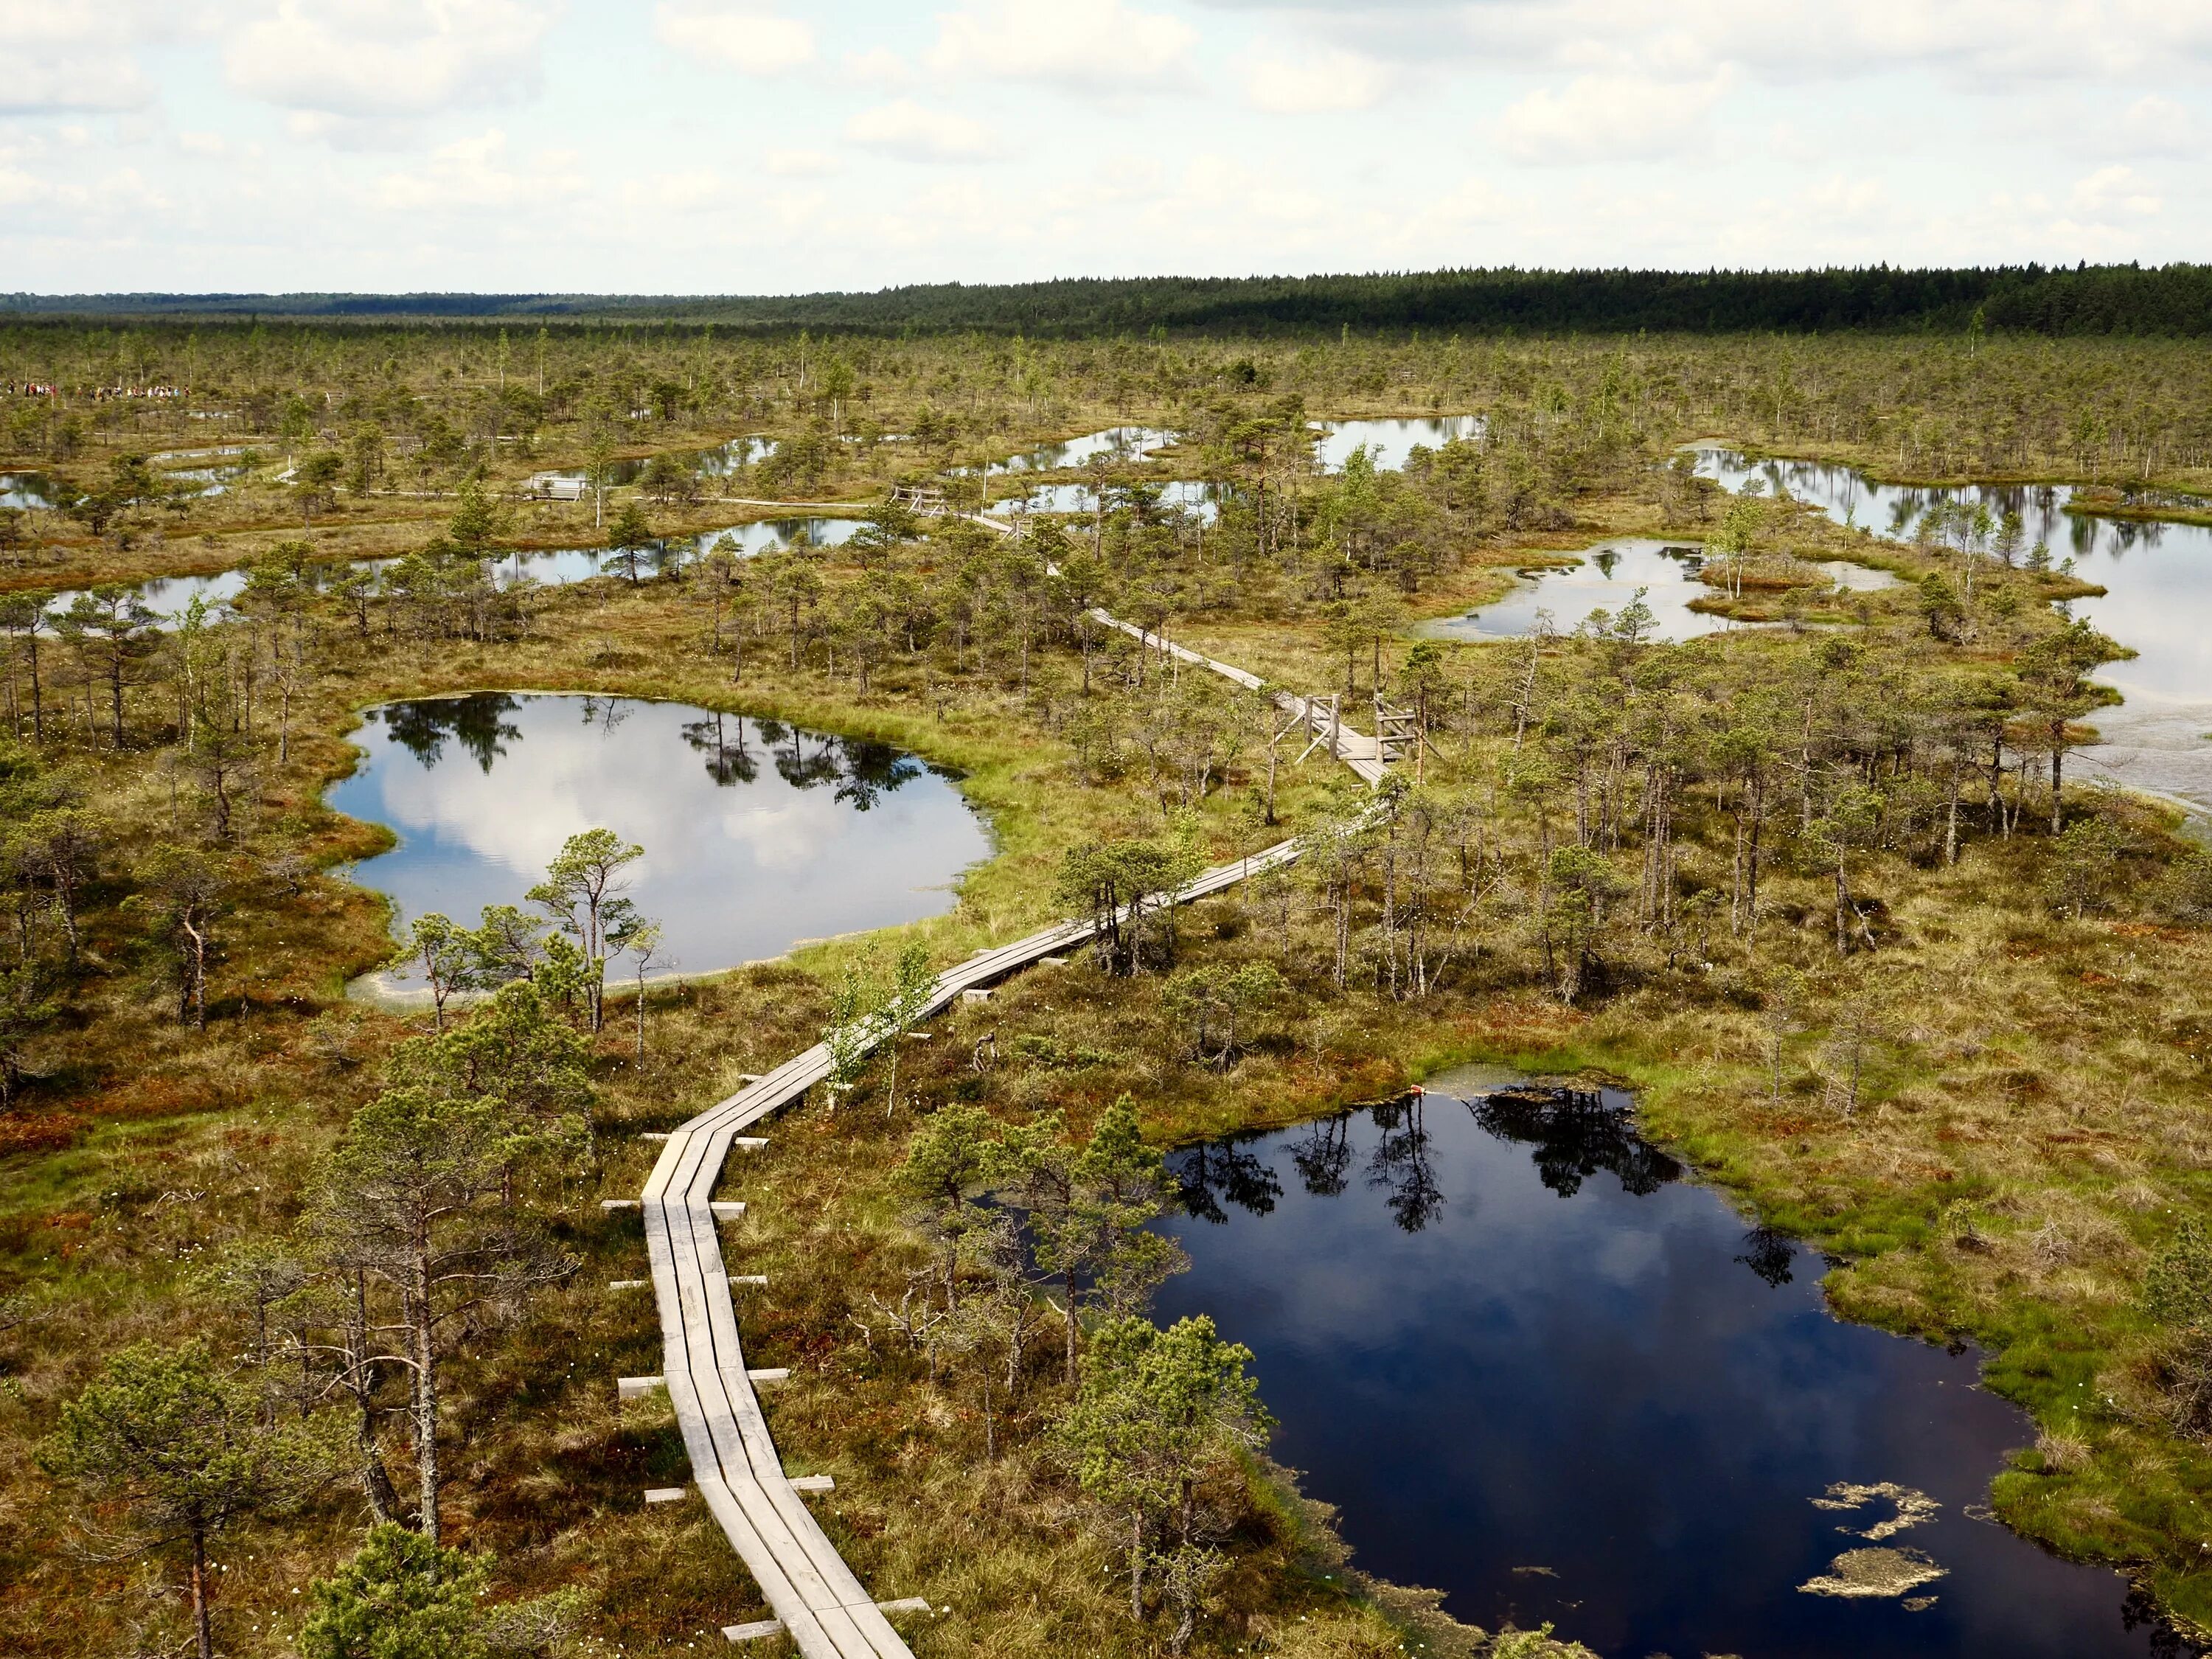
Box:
[638,509,1385,1656]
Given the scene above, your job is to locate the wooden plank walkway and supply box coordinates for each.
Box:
[961,510,1386,785]
[633,503,1386,1655]
[637,845,1310,1655]
[1082,609,1387,785]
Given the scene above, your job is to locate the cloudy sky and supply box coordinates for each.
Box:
[3,0,2205,294]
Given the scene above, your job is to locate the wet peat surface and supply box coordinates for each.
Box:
[1158,1065,2193,1659]
[327,693,991,990]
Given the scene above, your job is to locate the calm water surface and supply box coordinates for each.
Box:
[328,694,990,986]
[689,517,865,555]
[1417,540,1736,644]
[1159,1067,2183,1659]
[32,518,858,628]
[0,472,60,509]
[987,479,1222,524]
[966,426,1175,476]
[1318,416,1483,471]
[1415,540,1892,646]
[1693,446,2212,810]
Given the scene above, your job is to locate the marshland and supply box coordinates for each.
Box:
[7,286,2212,1658]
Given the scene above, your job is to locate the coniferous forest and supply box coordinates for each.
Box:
[8,260,2212,335]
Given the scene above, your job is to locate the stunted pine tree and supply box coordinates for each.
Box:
[1057,1314,1271,1650]
[526,827,644,1032]
[310,1086,574,1543]
[41,1342,333,1659]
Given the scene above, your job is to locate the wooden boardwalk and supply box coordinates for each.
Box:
[1082,609,1388,785]
[633,507,1385,1654]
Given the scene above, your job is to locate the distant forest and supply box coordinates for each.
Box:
[6,263,2211,335]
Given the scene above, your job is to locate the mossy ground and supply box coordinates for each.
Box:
[4,425,2211,1653]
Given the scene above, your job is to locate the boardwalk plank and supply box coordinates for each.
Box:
[628,596,1385,1658]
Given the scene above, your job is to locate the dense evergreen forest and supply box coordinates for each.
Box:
[5,318,2212,1659]
[9,261,2212,335]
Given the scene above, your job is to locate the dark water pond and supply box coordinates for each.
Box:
[1158,1065,2183,1659]
[327,694,990,989]
[1692,447,2212,811]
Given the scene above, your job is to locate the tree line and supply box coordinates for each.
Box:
[9,262,2212,335]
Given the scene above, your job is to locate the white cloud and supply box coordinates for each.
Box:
[0,158,170,225]
[2070,164,2161,217]
[1200,0,2212,90]
[178,131,229,156]
[652,2,813,75]
[1242,46,1392,114]
[2110,94,2199,159]
[0,4,156,114]
[1497,72,1730,165]
[844,46,911,86]
[925,0,1198,91]
[626,169,726,212]
[0,165,47,207]
[1804,173,1888,220]
[766,147,838,178]
[845,100,1002,163]
[371,128,584,212]
[226,0,557,121]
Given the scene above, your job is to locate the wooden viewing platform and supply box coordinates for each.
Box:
[1082,608,1388,785]
[887,482,948,516]
[632,504,1387,1656]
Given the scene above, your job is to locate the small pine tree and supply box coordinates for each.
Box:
[299,1523,488,1659]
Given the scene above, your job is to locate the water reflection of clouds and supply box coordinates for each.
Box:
[329,695,990,977]
[1155,1079,2157,1658]
[1692,445,2212,810]
[369,723,867,880]
[1315,415,1484,472]
[1419,540,1739,645]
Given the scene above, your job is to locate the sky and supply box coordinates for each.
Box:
[1,0,2208,295]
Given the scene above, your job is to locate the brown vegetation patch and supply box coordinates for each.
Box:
[0,1113,83,1157]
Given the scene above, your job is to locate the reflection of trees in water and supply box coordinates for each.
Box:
[753,718,841,790]
[579,695,630,737]
[681,713,758,787]
[2122,1582,2203,1659]
[1366,1094,1447,1233]
[1174,1138,1282,1225]
[1465,1087,1681,1198]
[835,739,922,810]
[1289,1111,1354,1197]
[737,719,925,804]
[376,693,523,773]
[1735,1224,1798,1287]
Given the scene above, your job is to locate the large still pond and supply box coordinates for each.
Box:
[956,426,1175,477]
[1159,1066,2176,1659]
[1317,415,1483,472]
[1693,447,2212,811]
[328,694,991,990]
[987,479,1223,525]
[1416,539,1892,645]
